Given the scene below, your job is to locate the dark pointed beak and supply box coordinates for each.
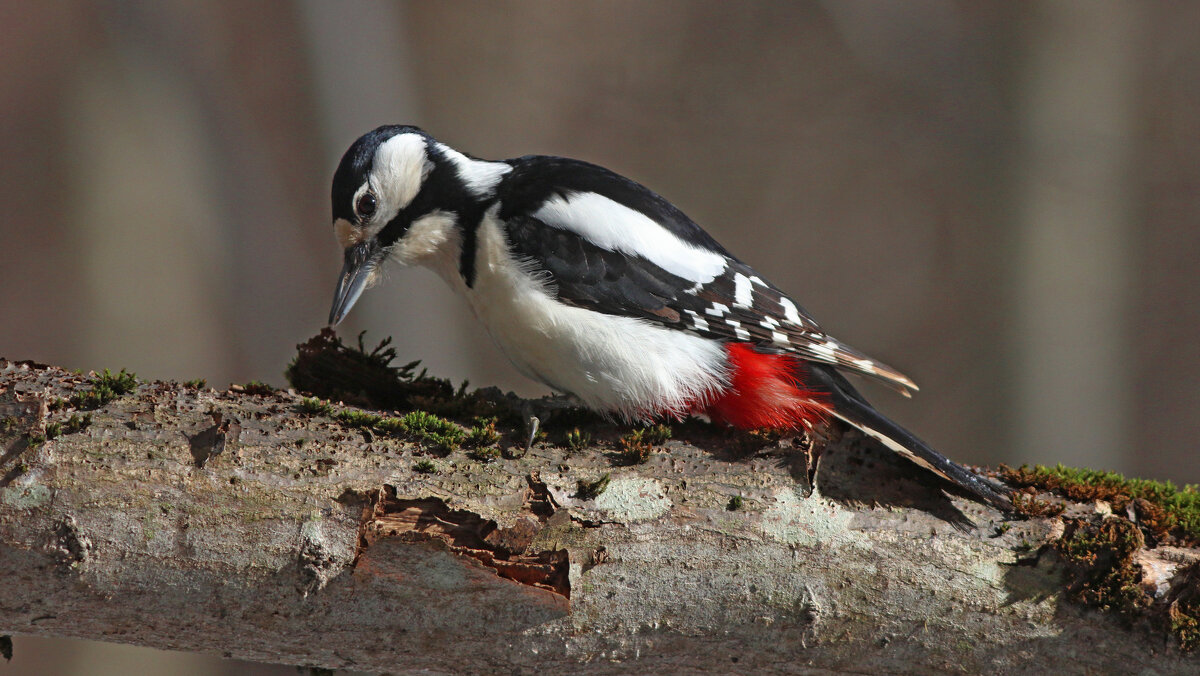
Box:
[328,240,380,326]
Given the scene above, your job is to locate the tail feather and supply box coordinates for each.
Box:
[808,364,1013,511]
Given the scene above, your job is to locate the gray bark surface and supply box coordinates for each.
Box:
[0,359,1195,674]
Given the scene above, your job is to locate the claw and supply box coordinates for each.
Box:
[525,415,541,450]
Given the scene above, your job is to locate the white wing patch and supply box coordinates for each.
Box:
[534,192,728,284]
[779,297,806,326]
[733,273,753,308]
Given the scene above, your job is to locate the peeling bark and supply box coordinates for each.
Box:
[0,359,1197,674]
[358,489,571,597]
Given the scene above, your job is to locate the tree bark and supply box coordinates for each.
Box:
[0,359,1196,674]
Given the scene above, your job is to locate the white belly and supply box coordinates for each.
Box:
[433,214,729,420]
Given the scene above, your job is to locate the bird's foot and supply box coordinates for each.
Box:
[519,395,579,449]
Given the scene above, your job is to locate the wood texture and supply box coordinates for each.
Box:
[0,359,1196,674]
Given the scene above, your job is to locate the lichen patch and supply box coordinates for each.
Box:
[593,477,671,522]
[759,487,861,549]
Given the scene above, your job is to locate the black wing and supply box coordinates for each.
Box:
[495,156,918,395]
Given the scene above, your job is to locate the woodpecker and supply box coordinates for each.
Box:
[327,125,1011,510]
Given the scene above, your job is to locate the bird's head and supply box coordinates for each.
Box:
[326,125,509,325]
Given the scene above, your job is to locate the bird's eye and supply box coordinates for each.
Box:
[356,192,377,219]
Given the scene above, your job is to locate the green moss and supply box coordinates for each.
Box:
[564,427,591,452]
[1056,518,1147,614]
[614,425,671,466]
[577,473,611,500]
[1010,491,1066,519]
[373,416,407,437]
[184,378,207,389]
[400,410,465,453]
[298,397,335,417]
[1165,562,1200,652]
[467,446,500,463]
[0,417,20,435]
[65,413,92,435]
[727,495,745,511]
[1173,612,1200,652]
[642,424,672,446]
[412,459,437,474]
[1001,463,1200,545]
[241,381,276,396]
[465,417,500,448]
[69,369,138,410]
[335,409,383,430]
[44,413,92,441]
[328,406,463,453]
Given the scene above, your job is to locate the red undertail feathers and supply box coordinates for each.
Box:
[703,343,829,431]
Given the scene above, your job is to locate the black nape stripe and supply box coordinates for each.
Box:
[458,205,484,288]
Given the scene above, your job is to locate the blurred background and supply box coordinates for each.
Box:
[1,0,1197,673]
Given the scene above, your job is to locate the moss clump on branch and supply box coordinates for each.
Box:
[999,464,1200,651]
[1009,491,1066,518]
[1057,518,1148,614]
[1000,463,1200,546]
[297,397,465,455]
[1168,563,1200,651]
[563,428,591,453]
[398,411,465,454]
[44,414,92,440]
[613,424,672,466]
[298,397,335,417]
[286,329,506,422]
[576,473,611,500]
[60,369,138,411]
[239,381,276,396]
[465,417,500,448]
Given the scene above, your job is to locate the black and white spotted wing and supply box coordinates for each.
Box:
[684,262,918,396]
[493,156,919,396]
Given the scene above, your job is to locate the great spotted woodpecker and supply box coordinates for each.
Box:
[327,125,1011,510]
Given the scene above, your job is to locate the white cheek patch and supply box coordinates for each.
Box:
[533,192,728,284]
[367,133,434,234]
[389,210,458,266]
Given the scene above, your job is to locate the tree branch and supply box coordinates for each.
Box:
[0,358,1196,674]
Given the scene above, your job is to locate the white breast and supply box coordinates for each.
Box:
[424,210,729,420]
